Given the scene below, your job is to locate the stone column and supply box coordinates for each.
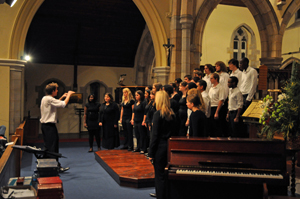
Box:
[180,0,193,79]
[260,57,283,69]
[152,66,170,85]
[0,59,26,136]
[169,0,182,81]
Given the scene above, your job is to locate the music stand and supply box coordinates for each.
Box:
[12,145,66,159]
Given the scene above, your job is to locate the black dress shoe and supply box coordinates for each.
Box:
[128,147,133,151]
[59,167,70,173]
[149,193,156,197]
[133,149,140,152]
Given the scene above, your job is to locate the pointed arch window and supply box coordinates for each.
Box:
[232,28,248,60]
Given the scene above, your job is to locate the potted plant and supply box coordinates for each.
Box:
[260,61,300,144]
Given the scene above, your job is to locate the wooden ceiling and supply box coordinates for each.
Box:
[25,0,146,67]
[25,0,244,67]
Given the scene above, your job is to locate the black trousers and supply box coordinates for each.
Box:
[88,129,101,148]
[228,110,245,137]
[41,123,59,161]
[134,121,147,151]
[122,118,133,149]
[153,140,168,199]
[209,107,222,137]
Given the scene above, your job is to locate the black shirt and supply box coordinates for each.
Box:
[121,99,135,119]
[133,100,146,122]
[189,110,207,137]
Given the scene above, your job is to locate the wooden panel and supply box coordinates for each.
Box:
[95,150,154,188]
[258,65,268,90]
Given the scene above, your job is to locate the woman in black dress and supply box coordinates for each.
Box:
[120,88,135,151]
[99,93,120,149]
[149,91,175,199]
[131,90,147,153]
[170,83,181,102]
[84,94,101,152]
[186,92,207,137]
[178,81,188,136]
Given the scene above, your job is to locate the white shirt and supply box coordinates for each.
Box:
[208,84,226,107]
[218,72,229,99]
[201,91,211,118]
[240,66,258,101]
[228,87,243,111]
[202,74,212,93]
[230,69,242,89]
[40,95,66,123]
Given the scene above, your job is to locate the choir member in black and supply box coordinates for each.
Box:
[152,83,163,94]
[143,91,156,156]
[174,78,183,96]
[149,91,175,199]
[131,90,147,153]
[163,84,179,115]
[145,89,151,103]
[120,88,135,151]
[84,94,101,152]
[99,93,120,149]
[178,81,188,136]
[170,83,181,102]
[186,93,207,137]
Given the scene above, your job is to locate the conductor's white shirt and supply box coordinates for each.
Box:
[40,95,66,123]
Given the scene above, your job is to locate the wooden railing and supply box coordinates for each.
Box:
[0,120,26,187]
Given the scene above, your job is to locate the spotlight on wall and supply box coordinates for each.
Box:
[0,0,17,7]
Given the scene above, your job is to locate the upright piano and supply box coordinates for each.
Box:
[166,137,289,199]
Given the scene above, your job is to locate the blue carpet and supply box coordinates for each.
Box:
[21,142,155,199]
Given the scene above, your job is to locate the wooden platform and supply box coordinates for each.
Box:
[95,150,155,188]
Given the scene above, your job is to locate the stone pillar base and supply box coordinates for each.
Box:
[152,66,170,85]
[260,57,283,69]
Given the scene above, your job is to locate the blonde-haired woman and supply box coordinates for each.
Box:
[120,88,135,151]
[149,91,175,199]
[187,88,205,113]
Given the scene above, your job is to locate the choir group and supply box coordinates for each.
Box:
[83,57,258,199]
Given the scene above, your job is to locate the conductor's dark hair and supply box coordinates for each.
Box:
[45,82,58,95]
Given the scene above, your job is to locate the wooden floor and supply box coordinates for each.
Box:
[95,149,155,188]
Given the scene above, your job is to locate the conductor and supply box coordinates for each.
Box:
[40,82,75,173]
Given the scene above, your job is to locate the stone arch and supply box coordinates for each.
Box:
[280,0,300,35]
[132,0,167,67]
[134,25,155,86]
[280,57,300,70]
[80,80,110,105]
[9,0,44,59]
[192,0,280,66]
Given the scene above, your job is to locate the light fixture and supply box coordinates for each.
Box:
[0,0,17,7]
[24,55,31,61]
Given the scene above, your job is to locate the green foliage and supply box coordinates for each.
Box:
[260,61,300,139]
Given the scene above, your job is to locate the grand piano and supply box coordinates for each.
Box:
[166,137,289,199]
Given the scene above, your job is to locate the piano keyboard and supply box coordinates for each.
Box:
[176,169,283,179]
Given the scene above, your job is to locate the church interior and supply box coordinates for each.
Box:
[1,0,300,198]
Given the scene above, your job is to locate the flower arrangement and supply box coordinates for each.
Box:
[260,61,300,140]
